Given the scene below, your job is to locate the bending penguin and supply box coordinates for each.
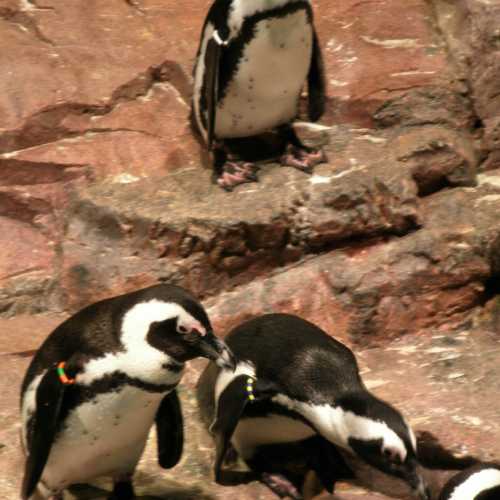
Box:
[192,0,327,191]
[196,313,431,499]
[20,284,235,500]
[439,463,500,500]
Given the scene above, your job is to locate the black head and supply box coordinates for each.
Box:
[119,288,235,369]
[147,313,234,368]
[339,393,430,500]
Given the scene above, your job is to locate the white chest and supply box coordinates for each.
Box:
[232,413,315,460]
[216,10,313,137]
[43,385,167,490]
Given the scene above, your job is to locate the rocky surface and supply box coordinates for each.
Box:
[1,315,499,499]
[1,0,500,499]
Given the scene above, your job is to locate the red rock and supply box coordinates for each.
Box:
[0,217,54,281]
[314,0,459,127]
[432,0,500,168]
[206,171,500,343]
[0,0,204,177]
[393,127,477,195]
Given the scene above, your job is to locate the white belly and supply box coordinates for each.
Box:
[33,385,166,491]
[232,414,315,460]
[216,10,313,138]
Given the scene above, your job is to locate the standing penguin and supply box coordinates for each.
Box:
[439,463,500,500]
[196,313,430,499]
[192,0,327,191]
[20,284,235,500]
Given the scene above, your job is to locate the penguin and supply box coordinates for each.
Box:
[192,0,327,191]
[439,463,500,500]
[20,284,235,500]
[196,313,431,499]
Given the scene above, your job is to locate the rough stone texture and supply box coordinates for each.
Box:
[1,316,499,499]
[57,126,424,312]
[205,170,500,343]
[316,0,470,128]
[1,1,500,498]
[430,0,500,170]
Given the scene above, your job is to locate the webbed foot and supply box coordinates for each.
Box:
[216,162,259,192]
[261,472,303,500]
[280,144,327,173]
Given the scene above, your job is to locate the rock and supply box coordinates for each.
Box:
[57,126,425,312]
[1,0,498,322]
[206,170,500,342]
[392,127,478,195]
[315,0,469,127]
[430,0,500,169]
[0,0,201,175]
[373,87,474,130]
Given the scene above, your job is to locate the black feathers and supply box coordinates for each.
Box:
[224,313,362,404]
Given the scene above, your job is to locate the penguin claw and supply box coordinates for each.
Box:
[280,145,327,173]
[216,162,260,191]
[261,472,303,500]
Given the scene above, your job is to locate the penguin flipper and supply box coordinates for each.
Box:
[307,29,326,122]
[211,375,278,483]
[21,367,68,499]
[204,33,224,150]
[211,375,249,482]
[156,389,184,469]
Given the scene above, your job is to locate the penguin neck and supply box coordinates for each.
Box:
[273,391,400,453]
[229,0,306,35]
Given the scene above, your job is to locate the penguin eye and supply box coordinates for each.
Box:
[177,324,189,334]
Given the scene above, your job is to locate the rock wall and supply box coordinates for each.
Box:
[0,0,499,342]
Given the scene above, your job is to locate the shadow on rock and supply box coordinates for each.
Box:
[68,479,215,500]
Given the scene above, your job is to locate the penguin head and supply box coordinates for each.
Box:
[146,305,235,368]
[438,463,500,500]
[339,393,430,500]
[120,292,235,370]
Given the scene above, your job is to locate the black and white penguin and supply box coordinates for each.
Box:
[439,463,500,500]
[20,284,235,500]
[192,0,327,191]
[196,313,431,499]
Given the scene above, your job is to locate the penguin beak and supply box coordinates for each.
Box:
[198,330,236,371]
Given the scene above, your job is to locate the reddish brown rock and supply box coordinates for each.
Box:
[0,0,203,176]
[206,170,500,343]
[1,0,495,320]
[430,0,500,169]
[314,0,466,127]
[56,126,425,312]
[392,127,478,195]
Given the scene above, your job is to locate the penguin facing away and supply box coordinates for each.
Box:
[196,313,431,500]
[192,0,327,191]
[439,464,500,500]
[20,284,235,500]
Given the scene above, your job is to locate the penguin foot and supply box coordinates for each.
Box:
[261,472,303,500]
[280,145,327,173]
[216,162,259,191]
